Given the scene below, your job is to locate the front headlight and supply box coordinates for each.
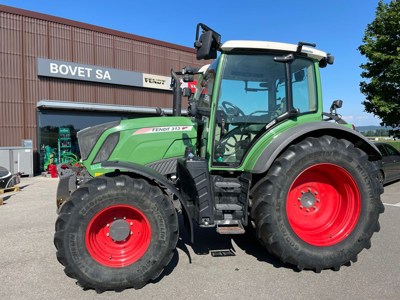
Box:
[92,132,120,164]
[77,121,120,160]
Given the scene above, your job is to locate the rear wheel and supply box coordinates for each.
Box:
[377,170,385,185]
[251,136,384,271]
[54,174,178,291]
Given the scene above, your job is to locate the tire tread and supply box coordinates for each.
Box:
[251,135,384,272]
[54,174,178,291]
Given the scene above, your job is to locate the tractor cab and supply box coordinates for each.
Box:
[189,24,333,168]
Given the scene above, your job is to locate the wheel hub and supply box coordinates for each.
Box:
[300,191,316,208]
[86,204,152,267]
[109,219,131,242]
[297,188,320,212]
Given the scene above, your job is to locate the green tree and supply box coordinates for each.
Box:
[364,130,374,137]
[358,0,400,129]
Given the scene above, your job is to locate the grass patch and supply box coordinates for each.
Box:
[369,137,400,151]
[382,141,400,151]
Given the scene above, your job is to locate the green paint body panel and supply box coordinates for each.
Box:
[242,115,322,172]
[83,117,196,176]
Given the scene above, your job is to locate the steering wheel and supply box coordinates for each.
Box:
[221,101,245,118]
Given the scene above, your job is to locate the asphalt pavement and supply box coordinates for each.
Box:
[0,176,399,300]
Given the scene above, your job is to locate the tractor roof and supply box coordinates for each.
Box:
[221,40,328,61]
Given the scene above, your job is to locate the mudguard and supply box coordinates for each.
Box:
[101,160,194,243]
[56,170,75,209]
[252,122,382,174]
[56,164,88,211]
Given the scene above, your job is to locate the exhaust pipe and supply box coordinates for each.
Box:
[171,69,181,116]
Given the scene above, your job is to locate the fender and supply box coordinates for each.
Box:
[252,122,382,174]
[101,160,194,243]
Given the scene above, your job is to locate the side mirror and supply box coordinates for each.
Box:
[327,54,335,65]
[195,31,217,60]
[330,99,343,113]
[194,23,221,60]
[319,54,335,68]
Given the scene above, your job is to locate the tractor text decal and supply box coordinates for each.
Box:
[133,126,193,135]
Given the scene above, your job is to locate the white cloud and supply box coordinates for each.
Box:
[341,114,381,126]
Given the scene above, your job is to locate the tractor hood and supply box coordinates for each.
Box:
[78,116,197,176]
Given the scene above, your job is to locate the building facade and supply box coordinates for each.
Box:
[0,5,205,173]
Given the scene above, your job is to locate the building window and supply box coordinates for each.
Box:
[37,110,148,172]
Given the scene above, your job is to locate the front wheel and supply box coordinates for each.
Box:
[54,175,178,291]
[251,136,384,271]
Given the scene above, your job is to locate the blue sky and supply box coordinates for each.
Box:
[2,0,385,126]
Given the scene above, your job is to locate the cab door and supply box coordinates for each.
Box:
[210,53,318,168]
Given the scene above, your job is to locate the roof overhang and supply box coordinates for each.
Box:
[36,100,187,115]
[221,40,327,61]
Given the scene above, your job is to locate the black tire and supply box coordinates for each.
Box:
[377,169,385,185]
[54,174,178,291]
[250,136,384,272]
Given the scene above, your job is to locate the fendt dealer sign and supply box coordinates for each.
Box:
[37,58,171,91]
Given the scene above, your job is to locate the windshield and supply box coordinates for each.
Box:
[213,53,317,165]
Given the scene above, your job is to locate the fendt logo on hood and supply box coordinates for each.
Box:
[133,126,193,135]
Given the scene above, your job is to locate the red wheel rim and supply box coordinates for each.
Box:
[86,204,151,267]
[286,163,361,246]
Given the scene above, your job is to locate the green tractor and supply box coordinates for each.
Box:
[54,24,384,291]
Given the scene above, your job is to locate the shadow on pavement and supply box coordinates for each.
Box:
[175,215,296,272]
[0,182,32,204]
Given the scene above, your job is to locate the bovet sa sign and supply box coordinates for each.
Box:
[37,58,171,91]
